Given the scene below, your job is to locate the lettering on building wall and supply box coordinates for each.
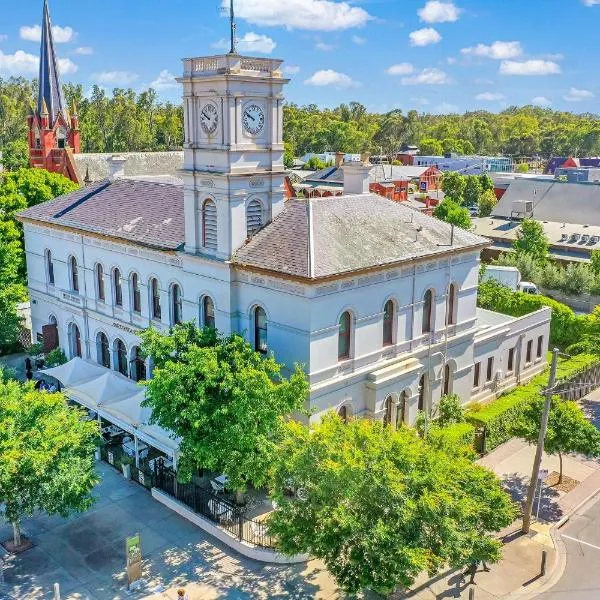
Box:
[62,292,81,305]
[112,322,141,335]
[249,178,265,188]
[200,179,215,187]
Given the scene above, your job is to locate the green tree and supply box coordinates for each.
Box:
[140,324,309,493]
[1,139,29,171]
[479,173,494,192]
[464,175,483,208]
[441,171,467,203]
[516,163,530,173]
[268,414,516,595]
[591,250,600,275]
[0,380,99,548]
[479,189,498,217]
[515,396,600,483]
[433,199,472,230]
[513,219,549,262]
[418,137,443,155]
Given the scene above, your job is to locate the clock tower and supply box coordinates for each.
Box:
[178,54,289,259]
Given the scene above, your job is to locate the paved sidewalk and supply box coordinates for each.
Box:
[396,437,600,599]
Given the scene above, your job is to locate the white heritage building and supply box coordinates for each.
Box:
[19,52,551,427]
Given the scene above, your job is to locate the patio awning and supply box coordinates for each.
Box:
[42,357,107,387]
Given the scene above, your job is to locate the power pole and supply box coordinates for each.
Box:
[522,347,559,533]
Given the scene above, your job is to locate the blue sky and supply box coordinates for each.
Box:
[0,0,599,114]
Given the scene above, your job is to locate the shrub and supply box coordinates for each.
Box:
[28,342,43,356]
[493,252,542,284]
[563,263,595,295]
[46,348,67,367]
[436,393,465,426]
[426,422,477,459]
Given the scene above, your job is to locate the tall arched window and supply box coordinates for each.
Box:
[69,256,79,292]
[422,289,433,334]
[202,199,218,250]
[131,346,146,382]
[397,390,408,428]
[443,364,453,396]
[45,250,55,285]
[115,339,127,375]
[338,311,352,361]
[418,374,427,411]
[56,127,67,149]
[96,264,105,301]
[113,268,123,307]
[131,273,141,313]
[97,332,110,368]
[246,199,263,237]
[254,306,268,354]
[383,300,395,346]
[383,395,394,427]
[338,405,349,424]
[446,283,457,326]
[68,323,81,358]
[150,278,161,320]
[171,284,183,325]
[202,296,216,329]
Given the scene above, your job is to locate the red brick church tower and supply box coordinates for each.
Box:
[27,0,81,184]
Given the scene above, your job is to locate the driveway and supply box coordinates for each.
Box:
[0,462,345,599]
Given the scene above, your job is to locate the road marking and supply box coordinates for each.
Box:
[561,534,600,551]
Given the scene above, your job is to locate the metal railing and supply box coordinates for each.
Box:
[154,462,276,549]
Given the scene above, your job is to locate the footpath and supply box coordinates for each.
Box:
[394,436,600,600]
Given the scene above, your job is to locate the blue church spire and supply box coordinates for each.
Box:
[37,0,68,127]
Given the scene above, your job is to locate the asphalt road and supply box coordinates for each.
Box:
[540,491,600,599]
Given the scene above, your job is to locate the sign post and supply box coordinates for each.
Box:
[126,533,142,590]
[536,468,549,521]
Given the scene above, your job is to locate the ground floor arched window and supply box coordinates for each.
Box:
[68,323,82,358]
[131,346,146,382]
[115,339,128,376]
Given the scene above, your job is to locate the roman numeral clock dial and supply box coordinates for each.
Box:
[200,103,218,135]
[242,104,265,136]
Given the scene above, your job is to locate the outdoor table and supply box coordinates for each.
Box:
[122,439,148,459]
[149,457,173,471]
[102,425,123,438]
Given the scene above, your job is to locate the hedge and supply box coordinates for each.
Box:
[466,353,600,453]
[426,422,477,459]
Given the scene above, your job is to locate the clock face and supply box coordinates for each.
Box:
[243,104,265,136]
[200,103,219,135]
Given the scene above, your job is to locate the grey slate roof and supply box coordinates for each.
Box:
[233,194,488,279]
[304,164,431,186]
[38,0,68,127]
[18,178,185,251]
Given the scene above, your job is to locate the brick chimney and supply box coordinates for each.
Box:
[342,153,372,195]
[107,155,127,181]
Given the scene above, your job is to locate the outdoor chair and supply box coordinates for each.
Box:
[210,479,225,494]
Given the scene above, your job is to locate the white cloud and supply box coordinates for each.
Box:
[315,41,335,51]
[20,24,75,43]
[563,87,595,101]
[475,91,504,101]
[401,67,450,85]
[418,1,461,23]
[150,69,178,91]
[226,0,371,31]
[58,58,78,75]
[73,46,93,55]
[499,59,561,75]
[0,35,7,42]
[409,27,441,47]
[446,56,457,65]
[386,62,414,76]
[351,35,366,45]
[92,71,139,85]
[583,0,600,5]
[304,69,360,88]
[283,65,300,74]
[0,49,77,75]
[461,41,522,60]
[213,32,277,54]
[531,96,552,107]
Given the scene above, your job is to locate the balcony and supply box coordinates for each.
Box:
[182,54,284,79]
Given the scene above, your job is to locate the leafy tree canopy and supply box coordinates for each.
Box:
[268,414,516,595]
[140,324,309,490]
[513,218,549,262]
[441,171,467,203]
[433,198,473,230]
[479,189,498,217]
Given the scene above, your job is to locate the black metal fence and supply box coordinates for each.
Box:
[555,364,600,401]
[99,444,154,490]
[154,462,276,549]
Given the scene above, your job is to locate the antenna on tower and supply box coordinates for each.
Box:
[220,0,237,54]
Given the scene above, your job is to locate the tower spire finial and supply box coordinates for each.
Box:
[229,0,236,54]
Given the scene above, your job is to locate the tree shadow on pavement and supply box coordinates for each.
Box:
[579,398,600,429]
[501,473,563,523]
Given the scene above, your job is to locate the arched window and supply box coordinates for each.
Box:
[97,332,110,368]
[338,311,352,361]
[422,289,433,334]
[202,199,218,250]
[446,283,457,326]
[131,273,141,313]
[113,268,123,307]
[131,346,146,382]
[34,128,41,149]
[254,306,268,354]
[383,300,395,346]
[69,256,79,292]
[338,405,349,423]
[202,296,216,329]
[383,395,394,427]
[246,199,263,237]
[418,374,427,411]
[56,127,67,149]
[171,284,183,325]
[397,390,408,428]
[68,323,81,358]
[45,250,55,285]
[96,264,105,301]
[443,363,453,396]
[115,339,127,376]
[150,278,161,320]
